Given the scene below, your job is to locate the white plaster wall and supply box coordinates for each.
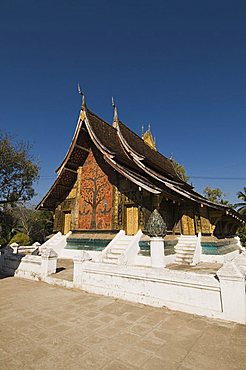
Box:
[0,251,58,281]
[60,248,101,261]
[201,250,239,264]
[74,262,223,319]
[17,256,41,274]
[135,255,151,266]
[135,254,175,267]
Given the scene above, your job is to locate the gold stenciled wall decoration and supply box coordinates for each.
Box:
[78,150,113,230]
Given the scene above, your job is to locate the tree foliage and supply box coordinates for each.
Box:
[0,133,49,245]
[235,187,246,215]
[0,205,53,245]
[238,224,246,247]
[0,133,39,205]
[170,158,189,182]
[9,232,32,246]
[203,186,228,204]
[0,208,17,245]
[11,205,53,243]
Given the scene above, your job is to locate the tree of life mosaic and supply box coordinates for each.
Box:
[78,151,113,229]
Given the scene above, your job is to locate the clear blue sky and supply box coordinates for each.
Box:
[1,0,245,205]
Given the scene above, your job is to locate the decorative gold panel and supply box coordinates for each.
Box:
[181,213,195,235]
[126,206,139,235]
[200,207,212,234]
[63,212,71,234]
[200,216,211,234]
[112,186,119,229]
[174,221,181,234]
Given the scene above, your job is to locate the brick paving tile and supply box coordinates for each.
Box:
[1,276,246,369]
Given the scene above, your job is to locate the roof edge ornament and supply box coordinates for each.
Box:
[112,96,119,128]
[77,83,87,110]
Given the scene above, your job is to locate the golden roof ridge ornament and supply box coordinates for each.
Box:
[142,123,157,151]
[112,96,119,128]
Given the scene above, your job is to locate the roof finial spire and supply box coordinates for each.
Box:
[112,96,119,128]
[141,124,144,136]
[77,83,86,109]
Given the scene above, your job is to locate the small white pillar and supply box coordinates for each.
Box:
[217,261,246,324]
[40,248,58,277]
[73,252,92,288]
[150,237,165,268]
[10,242,19,254]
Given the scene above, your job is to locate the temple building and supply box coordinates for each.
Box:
[37,96,244,247]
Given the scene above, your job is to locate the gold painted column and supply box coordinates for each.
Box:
[112,186,120,230]
[72,167,83,229]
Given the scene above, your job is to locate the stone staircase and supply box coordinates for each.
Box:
[39,231,72,257]
[174,235,199,265]
[102,235,135,264]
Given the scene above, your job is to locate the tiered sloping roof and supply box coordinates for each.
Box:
[36,103,244,223]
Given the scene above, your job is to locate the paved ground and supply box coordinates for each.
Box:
[51,259,74,281]
[167,262,222,274]
[0,276,246,370]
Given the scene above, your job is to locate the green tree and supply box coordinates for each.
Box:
[238,224,246,246]
[30,209,53,243]
[0,208,17,245]
[9,232,32,246]
[0,133,39,245]
[11,205,53,244]
[0,133,39,206]
[203,186,229,205]
[170,158,189,182]
[235,187,246,215]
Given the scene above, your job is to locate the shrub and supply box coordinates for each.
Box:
[9,232,32,246]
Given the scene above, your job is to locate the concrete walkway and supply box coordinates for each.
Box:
[0,276,246,370]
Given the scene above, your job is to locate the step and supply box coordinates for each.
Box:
[174,249,195,253]
[175,258,193,263]
[111,245,128,249]
[176,256,193,261]
[175,250,195,254]
[105,253,119,259]
[176,241,197,245]
[178,241,197,244]
[110,248,126,254]
[175,253,194,258]
[110,249,124,255]
[175,246,196,250]
[111,247,126,252]
[175,258,194,263]
[102,258,118,264]
[175,256,193,260]
[110,249,127,253]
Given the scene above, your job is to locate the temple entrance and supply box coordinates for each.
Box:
[125,206,139,235]
[63,212,71,234]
